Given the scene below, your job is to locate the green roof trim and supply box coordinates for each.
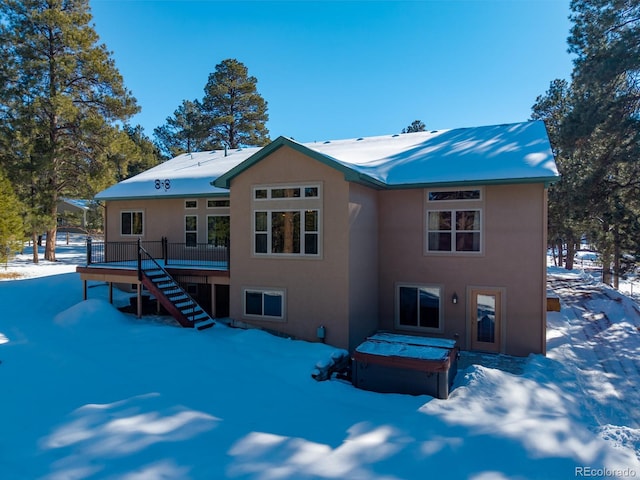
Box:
[212,136,385,190]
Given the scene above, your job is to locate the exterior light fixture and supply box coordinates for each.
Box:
[317,325,326,342]
[452,292,458,304]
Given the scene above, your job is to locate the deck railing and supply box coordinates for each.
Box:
[86,236,229,270]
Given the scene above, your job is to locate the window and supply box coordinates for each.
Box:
[121,211,143,236]
[427,210,481,252]
[252,184,321,257]
[396,284,442,332]
[185,200,198,209]
[207,199,230,208]
[243,288,284,320]
[428,189,481,202]
[254,184,320,200]
[185,215,197,246]
[254,210,319,255]
[207,215,230,247]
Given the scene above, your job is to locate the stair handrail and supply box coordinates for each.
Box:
[137,239,203,324]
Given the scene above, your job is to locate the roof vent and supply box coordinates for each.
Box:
[356,137,364,141]
[392,134,400,137]
[324,140,331,144]
[430,130,438,133]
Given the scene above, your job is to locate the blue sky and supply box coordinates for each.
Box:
[89,0,573,143]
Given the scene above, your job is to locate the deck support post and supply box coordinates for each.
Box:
[137,282,142,318]
[83,279,87,300]
[109,282,113,304]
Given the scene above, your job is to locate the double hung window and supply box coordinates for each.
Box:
[121,211,143,236]
[426,188,482,253]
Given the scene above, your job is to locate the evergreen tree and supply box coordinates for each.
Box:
[153,100,218,158]
[201,59,270,149]
[565,0,640,285]
[0,0,138,261]
[402,120,426,133]
[0,169,25,267]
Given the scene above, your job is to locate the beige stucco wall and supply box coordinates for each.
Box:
[347,183,380,350]
[227,146,353,349]
[377,183,547,356]
[104,197,230,245]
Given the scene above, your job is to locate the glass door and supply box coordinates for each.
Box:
[470,289,502,353]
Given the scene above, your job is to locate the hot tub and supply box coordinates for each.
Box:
[352,332,459,399]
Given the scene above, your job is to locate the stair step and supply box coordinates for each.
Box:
[195,318,215,330]
[175,300,194,309]
[144,269,164,277]
[152,276,171,283]
[157,282,176,289]
[164,288,182,296]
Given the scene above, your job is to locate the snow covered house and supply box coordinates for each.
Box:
[78,120,558,356]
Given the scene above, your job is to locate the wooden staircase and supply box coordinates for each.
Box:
[138,242,215,330]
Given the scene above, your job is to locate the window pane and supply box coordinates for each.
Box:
[185,215,197,231]
[429,190,480,201]
[208,199,230,208]
[255,233,267,253]
[305,233,318,255]
[305,210,318,231]
[122,212,132,235]
[185,200,197,208]
[208,216,230,246]
[305,187,319,197]
[132,212,143,235]
[428,211,451,230]
[255,211,267,232]
[272,188,300,198]
[428,232,452,251]
[246,292,263,315]
[419,287,440,328]
[263,293,282,317]
[186,232,197,247]
[456,210,480,230]
[272,211,300,254]
[255,189,268,199]
[456,232,481,252]
[398,287,418,326]
[477,294,496,343]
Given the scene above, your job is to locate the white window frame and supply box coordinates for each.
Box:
[185,214,198,246]
[426,209,482,253]
[426,187,483,203]
[243,287,286,321]
[425,187,483,255]
[253,209,320,257]
[395,283,444,333]
[120,210,144,236]
[206,198,230,209]
[253,184,321,200]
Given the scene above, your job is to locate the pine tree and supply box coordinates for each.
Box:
[402,120,426,133]
[201,59,270,149]
[153,100,219,158]
[0,170,25,267]
[0,0,138,261]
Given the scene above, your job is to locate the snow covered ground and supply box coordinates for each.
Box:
[0,236,638,479]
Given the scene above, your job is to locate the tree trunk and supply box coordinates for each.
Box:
[556,239,564,268]
[31,231,39,264]
[565,241,576,270]
[44,202,58,261]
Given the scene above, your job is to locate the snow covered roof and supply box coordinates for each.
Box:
[216,120,558,189]
[95,148,261,200]
[97,121,558,201]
